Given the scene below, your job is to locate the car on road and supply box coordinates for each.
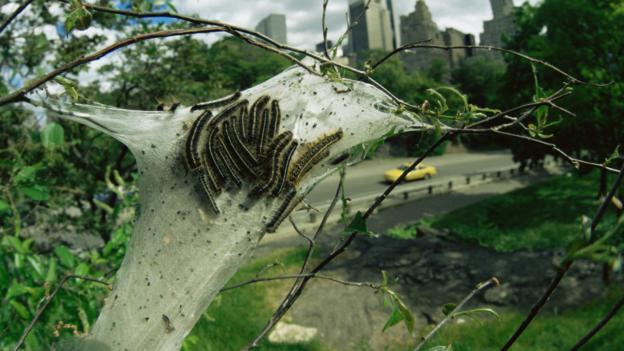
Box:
[384,163,437,183]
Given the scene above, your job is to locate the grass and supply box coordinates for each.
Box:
[386,172,617,252]
[421,288,624,351]
[183,248,331,351]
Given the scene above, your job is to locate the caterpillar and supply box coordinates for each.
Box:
[288,129,343,184]
[190,91,242,112]
[266,188,301,233]
[184,96,343,228]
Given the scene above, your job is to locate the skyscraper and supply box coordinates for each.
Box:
[400,0,475,77]
[347,0,394,54]
[255,14,287,44]
[480,0,516,61]
[385,0,400,49]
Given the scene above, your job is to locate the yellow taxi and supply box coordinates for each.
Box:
[384,163,437,183]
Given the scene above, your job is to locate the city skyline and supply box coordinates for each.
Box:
[172,0,539,49]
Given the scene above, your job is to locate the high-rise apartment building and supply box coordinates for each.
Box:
[255,14,287,44]
[347,0,394,54]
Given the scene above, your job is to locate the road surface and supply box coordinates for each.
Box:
[306,151,518,206]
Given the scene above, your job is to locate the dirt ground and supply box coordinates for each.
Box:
[267,227,622,350]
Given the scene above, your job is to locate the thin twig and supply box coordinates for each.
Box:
[371,44,610,87]
[321,0,330,60]
[455,128,620,174]
[288,216,313,245]
[0,0,34,34]
[467,83,572,130]
[12,275,111,351]
[0,24,316,106]
[589,162,624,235]
[220,273,376,292]
[413,277,499,351]
[500,162,624,350]
[569,294,624,351]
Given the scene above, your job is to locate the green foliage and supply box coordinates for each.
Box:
[431,172,616,252]
[503,0,624,165]
[379,271,415,333]
[451,56,505,108]
[0,102,136,348]
[40,123,65,150]
[96,36,291,109]
[65,0,93,33]
[423,288,624,351]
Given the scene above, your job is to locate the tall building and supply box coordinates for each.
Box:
[347,0,394,54]
[255,14,287,44]
[400,0,474,77]
[385,0,400,49]
[479,0,516,61]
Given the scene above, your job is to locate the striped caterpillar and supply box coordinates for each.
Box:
[184,95,343,232]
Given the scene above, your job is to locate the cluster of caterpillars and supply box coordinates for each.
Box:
[184,93,343,233]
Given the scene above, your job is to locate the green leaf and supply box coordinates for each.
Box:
[345,211,367,233]
[55,245,76,268]
[19,185,50,201]
[65,3,92,32]
[75,262,89,276]
[53,76,81,101]
[165,0,178,12]
[0,199,10,212]
[442,303,457,316]
[27,256,45,279]
[383,305,405,332]
[393,294,415,332]
[46,258,58,283]
[41,122,65,149]
[14,165,39,183]
[455,307,500,319]
[10,300,30,319]
[382,291,415,333]
[6,282,30,299]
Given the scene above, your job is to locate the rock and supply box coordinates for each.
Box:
[268,322,318,344]
[483,282,514,305]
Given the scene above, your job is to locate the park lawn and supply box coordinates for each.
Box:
[184,248,330,351]
[387,172,617,252]
[420,288,624,351]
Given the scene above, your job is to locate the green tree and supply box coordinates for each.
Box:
[502,0,624,180]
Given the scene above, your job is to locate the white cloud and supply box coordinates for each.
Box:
[0,2,20,15]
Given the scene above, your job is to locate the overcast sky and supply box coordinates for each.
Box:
[172,0,539,48]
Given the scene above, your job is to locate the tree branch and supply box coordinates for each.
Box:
[220,273,377,292]
[569,294,624,351]
[0,0,34,34]
[0,23,319,106]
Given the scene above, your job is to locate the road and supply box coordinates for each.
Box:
[306,151,518,206]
